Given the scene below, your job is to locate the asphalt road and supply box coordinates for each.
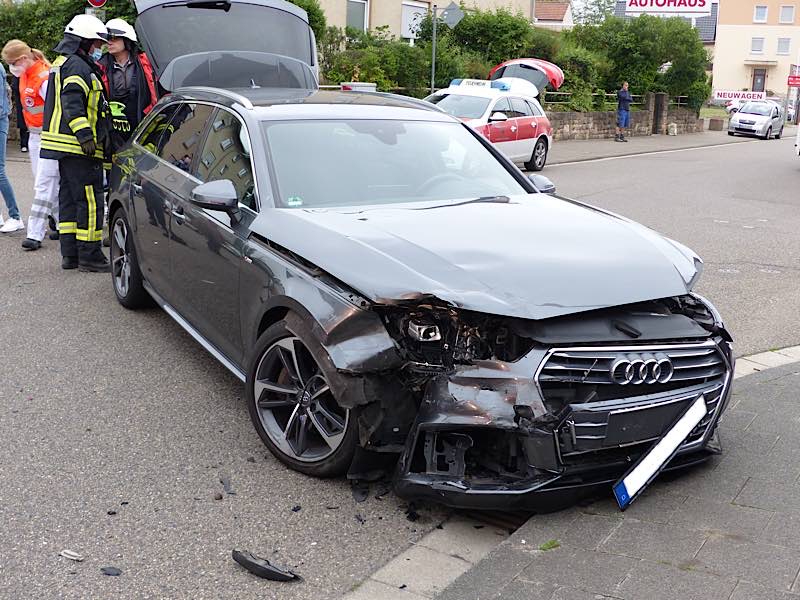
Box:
[546,132,800,357]
[0,158,446,599]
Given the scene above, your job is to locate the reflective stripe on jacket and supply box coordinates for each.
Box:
[19,59,50,132]
[41,53,109,161]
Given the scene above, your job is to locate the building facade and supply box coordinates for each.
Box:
[712,1,799,96]
[317,0,540,41]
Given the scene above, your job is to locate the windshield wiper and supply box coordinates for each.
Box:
[415,195,510,210]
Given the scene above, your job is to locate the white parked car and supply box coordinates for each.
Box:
[728,101,784,139]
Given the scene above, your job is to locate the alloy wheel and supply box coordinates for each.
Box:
[254,337,348,462]
[111,218,131,298]
[534,141,547,168]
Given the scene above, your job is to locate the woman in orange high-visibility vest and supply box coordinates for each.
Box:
[2,40,61,249]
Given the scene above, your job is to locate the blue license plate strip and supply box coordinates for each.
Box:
[613,395,707,510]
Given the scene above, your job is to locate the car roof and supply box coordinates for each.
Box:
[171,87,455,121]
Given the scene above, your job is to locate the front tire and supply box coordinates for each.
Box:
[763,127,772,140]
[246,318,359,478]
[728,131,735,136]
[525,138,548,171]
[110,209,152,309]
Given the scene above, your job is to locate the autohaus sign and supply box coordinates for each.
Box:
[625,0,712,15]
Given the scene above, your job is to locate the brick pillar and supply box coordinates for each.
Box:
[643,92,655,135]
[654,92,669,135]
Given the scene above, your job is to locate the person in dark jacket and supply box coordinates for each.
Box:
[616,81,632,142]
[40,14,111,272]
[99,18,157,142]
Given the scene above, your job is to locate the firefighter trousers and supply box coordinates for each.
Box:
[58,156,104,262]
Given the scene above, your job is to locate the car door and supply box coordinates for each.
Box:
[485,97,518,159]
[509,97,537,161]
[128,102,193,302]
[168,106,258,365]
[771,105,782,131]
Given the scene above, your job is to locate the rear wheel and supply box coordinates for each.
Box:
[246,318,359,478]
[525,138,548,171]
[110,209,152,309]
[776,127,782,139]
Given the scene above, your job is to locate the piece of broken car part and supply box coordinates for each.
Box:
[231,550,301,582]
[100,566,122,576]
[59,550,84,562]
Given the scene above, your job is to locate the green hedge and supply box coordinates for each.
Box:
[0,0,135,59]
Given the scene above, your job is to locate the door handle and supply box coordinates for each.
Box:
[131,183,143,194]
[171,205,185,224]
[510,125,518,132]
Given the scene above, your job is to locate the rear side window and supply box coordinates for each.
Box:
[157,103,215,173]
[526,100,544,117]
[510,98,532,118]
[426,94,490,119]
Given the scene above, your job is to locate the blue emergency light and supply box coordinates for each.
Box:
[490,81,510,90]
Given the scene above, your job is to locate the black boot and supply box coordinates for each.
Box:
[78,257,111,273]
[21,238,42,251]
[62,256,78,270]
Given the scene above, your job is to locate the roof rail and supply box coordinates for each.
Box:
[177,86,255,110]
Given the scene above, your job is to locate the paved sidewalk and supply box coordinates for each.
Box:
[547,128,798,166]
[434,355,800,600]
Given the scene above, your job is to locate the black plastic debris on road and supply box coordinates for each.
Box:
[351,480,369,503]
[291,505,302,512]
[101,567,122,576]
[231,550,301,582]
[405,504,420,522]
[355,513,366,525]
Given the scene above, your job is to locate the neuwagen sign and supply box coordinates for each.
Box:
[625,0,712,15]
[713,90,766,101]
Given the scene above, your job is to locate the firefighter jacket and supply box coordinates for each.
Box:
[40,51,111,161]
[19,59,49,132]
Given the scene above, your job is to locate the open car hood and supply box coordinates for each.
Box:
[489,59,565,91]
[133,0,318,91]
[252,195,703,321]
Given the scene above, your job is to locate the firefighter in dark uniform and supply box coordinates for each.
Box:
[40,14,111,272]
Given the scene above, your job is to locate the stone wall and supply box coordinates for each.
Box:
[546,109,652,140]
[666,106,704,134]
[546,92,702,140]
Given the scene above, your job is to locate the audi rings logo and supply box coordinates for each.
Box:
[610,354,674,385]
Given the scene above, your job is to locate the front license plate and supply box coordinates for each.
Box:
[613,395,707,510]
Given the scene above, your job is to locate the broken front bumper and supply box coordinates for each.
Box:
[394,340,733,511]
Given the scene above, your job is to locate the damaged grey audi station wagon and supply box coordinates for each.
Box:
[110,0,734,512]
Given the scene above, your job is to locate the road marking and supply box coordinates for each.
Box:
[548,137,795,167]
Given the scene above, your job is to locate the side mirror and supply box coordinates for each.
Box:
[190,179,238,211]
[528,173,556,195]
[489,112,509,123]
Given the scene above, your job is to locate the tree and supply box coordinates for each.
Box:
[574,0,617,25]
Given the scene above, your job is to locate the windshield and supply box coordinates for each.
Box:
[263,120,528,208]
[739,102,772,116]
[426,94,491,120]
[136,3,313,73]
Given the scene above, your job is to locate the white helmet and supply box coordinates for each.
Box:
[64,14,108,41]
[105,18,137,43]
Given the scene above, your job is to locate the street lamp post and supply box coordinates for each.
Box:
[430,4,438,94]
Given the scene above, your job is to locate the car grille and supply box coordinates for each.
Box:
[535,341,730,460]
[537,342,727,404]
[739,119,756,125]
